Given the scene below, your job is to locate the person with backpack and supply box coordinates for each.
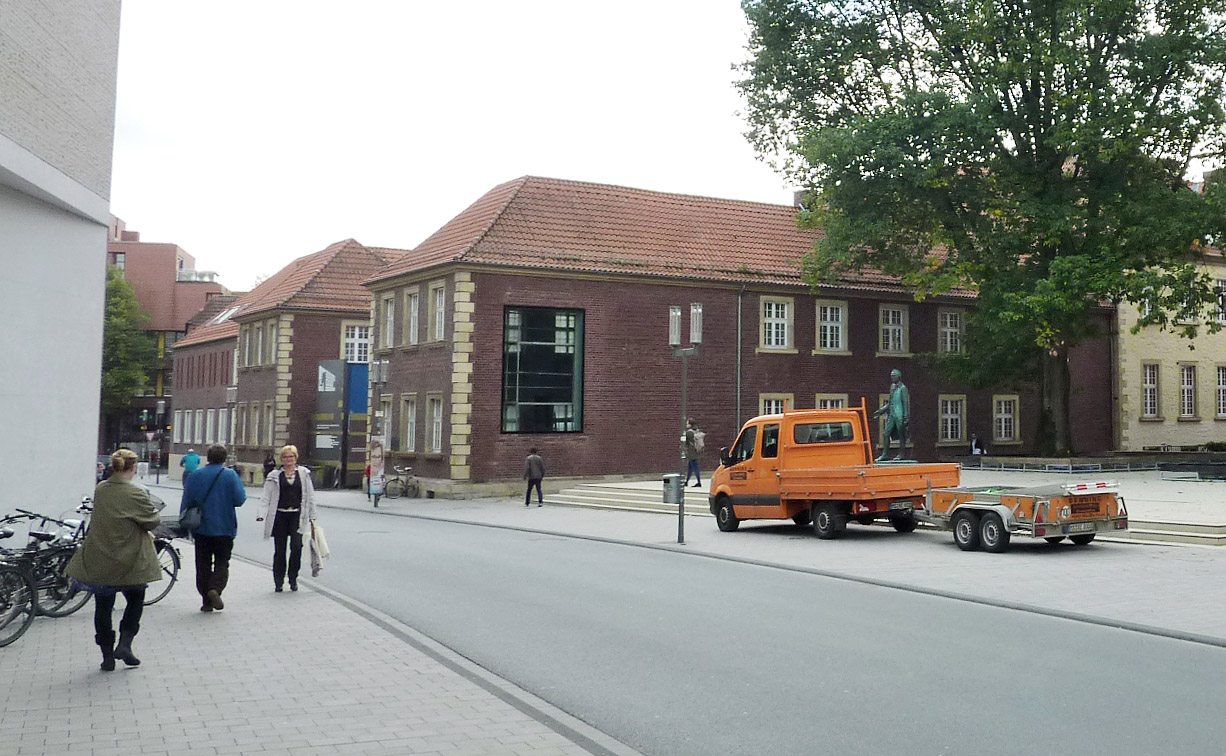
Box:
[684,418,705,488]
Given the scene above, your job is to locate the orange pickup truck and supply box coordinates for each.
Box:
[709,404,961,538]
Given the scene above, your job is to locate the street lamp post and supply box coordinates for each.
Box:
[669,303,702,545]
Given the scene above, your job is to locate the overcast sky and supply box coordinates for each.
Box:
[109,1,794,291]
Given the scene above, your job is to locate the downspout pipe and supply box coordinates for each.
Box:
[736,285,745,429]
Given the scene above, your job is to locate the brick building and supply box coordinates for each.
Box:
[101,217,229,460]
[364,176,1116,486]
[170,240,404,483]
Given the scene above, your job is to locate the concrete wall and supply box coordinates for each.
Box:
[0,0,120,198]
[0,183,108,506]
[0,1,118,508]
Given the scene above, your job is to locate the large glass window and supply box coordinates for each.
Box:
[502,307,584,433]
[1180,365,1197,418]
[1142,363,1160,418]
[816,301,845,352]
[343,324,370,363]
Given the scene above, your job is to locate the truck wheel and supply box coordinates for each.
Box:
[953,511,981,551]
[1044,536,1066,545]
[792,511,811,527]
[715,497,740,532]
[812,503,845,540]
[889,512,917,533]
[980,512,1011,553]
[1070,533,1096,546]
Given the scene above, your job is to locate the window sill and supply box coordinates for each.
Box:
[936,440,967,447]
[811,349,853,357]
[1138,416,1165,422]
[1177,416,1202,423]
[874,351,914,359]
[755,347,798,355]
[991,440,1023,446]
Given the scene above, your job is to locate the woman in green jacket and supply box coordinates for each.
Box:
[66,449,162,671]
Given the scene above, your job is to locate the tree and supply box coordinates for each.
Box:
[739,0,1226,453]
[101,265,156,417]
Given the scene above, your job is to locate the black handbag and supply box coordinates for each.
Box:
[179,469,222,534]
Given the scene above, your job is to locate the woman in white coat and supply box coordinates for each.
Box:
[260,445,317,591]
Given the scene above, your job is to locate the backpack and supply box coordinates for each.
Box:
[693,430,706,452]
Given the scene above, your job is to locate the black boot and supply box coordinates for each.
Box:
[114,630,140,667]
[96,631,116,672]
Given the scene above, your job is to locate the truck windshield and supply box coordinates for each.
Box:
[730,426,757,464]
[794,422,853,444]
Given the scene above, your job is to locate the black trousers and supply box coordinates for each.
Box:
[525,478,543,504]
[194,534,234,600]
[94,587,146,636]
[272,510,303,586]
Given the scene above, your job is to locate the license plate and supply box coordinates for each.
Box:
[1065,521,1096,534]
[889,500,912,510]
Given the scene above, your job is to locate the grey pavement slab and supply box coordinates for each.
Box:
[2,546,636,756]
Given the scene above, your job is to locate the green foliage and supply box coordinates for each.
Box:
[739,0,1226,451]
[100,266,156,414]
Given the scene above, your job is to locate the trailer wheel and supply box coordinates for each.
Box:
[1070,533,1096,546]
[812,503,845,540]
[889,512,917,533]
[792,511,811,527]
[953,511,981,551]
[715,497,739,532]
[980,512,1011,553]
[1044,536,1066,545]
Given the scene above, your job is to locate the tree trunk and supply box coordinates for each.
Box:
[1041,348,1072,456]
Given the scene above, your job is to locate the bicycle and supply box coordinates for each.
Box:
[0,509,90,618]
[383,465,421,499]
[0,557,36,647]
[75,496,180,606]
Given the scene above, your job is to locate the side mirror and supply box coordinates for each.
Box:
[719,446,731,468]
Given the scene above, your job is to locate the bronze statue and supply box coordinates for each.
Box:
[872,369,909,461]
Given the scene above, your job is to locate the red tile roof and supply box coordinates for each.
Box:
[367,176,930,293]
[176,240,404,349]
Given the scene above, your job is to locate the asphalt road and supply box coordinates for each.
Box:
[231,508,1226,756]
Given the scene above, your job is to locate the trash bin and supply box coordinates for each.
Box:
[662,473,683,504]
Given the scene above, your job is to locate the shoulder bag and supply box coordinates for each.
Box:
[180,468,222,535]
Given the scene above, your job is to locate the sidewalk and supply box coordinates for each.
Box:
[2,549,637,756]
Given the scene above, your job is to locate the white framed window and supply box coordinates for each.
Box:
[254,324,265,366]
[236,403,247,445]
[205,409,216,444]
[404,289,420,345]
[815,300,846,353]
[428,395,444,451]
[265,320,277,364]
[264,402,275,447]
[1215,279,1226,324]
[217,408,229,445]
[938,309,963,354]
[172,410,183,444]
[429,282,446,341]
[381,296,395,349]
[993,395,1018,442]
[343,323,371,364]
[1180,364,1197,418]
[241,326,251,367]
[939,396,965,443]
[194,409,205,445]
[759,393,794,415]
[378,395,392,440]
[815,393,847,409]
[760,296,793,350]
[879,304,908,354]
[1142,363,1160,418]
[250,404,261,447]
[1218,366,1226,418]
[400,395,417,452]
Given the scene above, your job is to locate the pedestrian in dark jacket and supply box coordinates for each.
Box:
[66,449,162,670]
[524,448,545,507]
[180,444,246,612]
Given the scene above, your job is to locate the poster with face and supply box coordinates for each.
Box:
[368,439,385,495]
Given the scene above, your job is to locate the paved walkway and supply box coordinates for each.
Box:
[3,542,637,756]
[7,468,1226,755]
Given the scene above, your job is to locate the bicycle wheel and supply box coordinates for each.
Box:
[144,541,180,605]
[38,550,89,618]
[384,478,404,499]
[404,479,420,499]
[0,565,36,647]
